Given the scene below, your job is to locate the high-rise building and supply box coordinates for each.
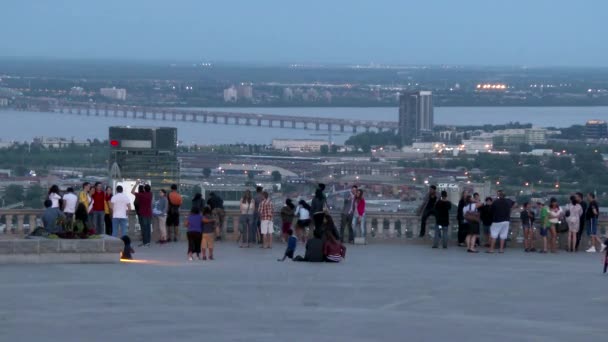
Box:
[236,83,253,100]
[398,91,434,145]
[585,120,608,140]
[109,127,180,187]
[223,86,238,102]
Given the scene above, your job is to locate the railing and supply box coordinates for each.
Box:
[2,209,606,247]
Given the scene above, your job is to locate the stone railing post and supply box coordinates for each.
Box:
[16,215,25,235]
[4,214,13,234]
[29,214,37,232]
[388,219,396,238]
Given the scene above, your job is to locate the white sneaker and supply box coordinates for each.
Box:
[188,256,193,261]
[586,246,597,253]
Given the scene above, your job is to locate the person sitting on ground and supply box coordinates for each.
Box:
[294,229,324,262]
[323,229,346,263]
[319,213,340,241]
[278,228,297,262]
[120,235,134,260]
[42,199,65,234]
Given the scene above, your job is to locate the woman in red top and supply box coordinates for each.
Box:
[351,189,366,239]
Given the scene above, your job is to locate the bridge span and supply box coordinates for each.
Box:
[49,102,398,133]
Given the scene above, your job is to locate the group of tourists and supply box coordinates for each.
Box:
[419,185,605,254]
[237,184,349,263]
[43,182,184,247]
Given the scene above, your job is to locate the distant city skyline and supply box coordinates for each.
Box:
[1,0,606,67]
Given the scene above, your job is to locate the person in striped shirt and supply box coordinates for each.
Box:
[259,191,274,249]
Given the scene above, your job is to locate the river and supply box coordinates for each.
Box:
[1,106,607,144]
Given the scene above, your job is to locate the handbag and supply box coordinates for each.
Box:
[556,220,569,233]
[464,204,480,223]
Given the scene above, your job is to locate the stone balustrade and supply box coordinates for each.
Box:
[2,209,606,246]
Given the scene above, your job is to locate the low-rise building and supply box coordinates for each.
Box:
[99,87,127,101]
[272,139,327,152]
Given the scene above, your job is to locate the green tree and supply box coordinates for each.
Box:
[330,144,339,154]
[320,145,329,155]
[202,168,212,178]
[24,184,44,209]
[3,184,24,205]
[271,170,282,182]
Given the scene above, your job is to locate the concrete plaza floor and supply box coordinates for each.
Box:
[1,241,606,342]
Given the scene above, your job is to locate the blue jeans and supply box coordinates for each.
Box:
[352,214,366,237]
[433,224,449,248]
[92,211,105,235]
[112,218,128,237]
[587,218,598,236]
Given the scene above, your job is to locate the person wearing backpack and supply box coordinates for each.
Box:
[463,195,481,253]
[432,190,452,249]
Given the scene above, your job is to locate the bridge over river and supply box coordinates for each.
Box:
[50,101,398,133]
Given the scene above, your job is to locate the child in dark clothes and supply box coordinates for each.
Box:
[278,228,297,261]
[120,235,134,260]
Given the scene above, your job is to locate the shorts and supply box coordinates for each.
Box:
[261,220,274,234]
[202,233,214,249]
[297,219,311,229]
[490,221,510,240]
[166,212,180,227]
[282,221,292,234]
[540,227,549,237]
[467,222,480,235]
[587,218,598,236]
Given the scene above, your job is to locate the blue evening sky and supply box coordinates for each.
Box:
[1,0,606,66]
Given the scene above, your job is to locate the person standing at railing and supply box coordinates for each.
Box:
[352,189,366,239]
[91,182,106,235]
[585,193,602,253]
[253,186,264,244]
[78,182,91,211]
[311,188,328,232]
[48,185,62,209]
[280,199,295,244]
[463,195,481,253]
[132,183,153,247]
[110,186,132,238]
[62,187,78,221]
[340,185,357,244]
[479,197,493,247]
[487,190,515,254]
[295,200,312,243]
[566,195,583,253]
[207,192,225,241]
[433,191,452,249]
[153,189,168,244]
[166,184,183,242]
[239,190,255,248]
[456,190,468,247]
[259,191,274,249]
[419,185,438,238]
[104,186,113,236]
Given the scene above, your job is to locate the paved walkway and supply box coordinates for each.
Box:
[0,241,606,341]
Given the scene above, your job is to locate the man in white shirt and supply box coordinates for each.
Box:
[110,185,132,237]
[62,187,78,219]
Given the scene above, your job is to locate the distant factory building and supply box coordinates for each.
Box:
[398,91,434,145]
[585,120,608,140]
[99,87,127,101]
